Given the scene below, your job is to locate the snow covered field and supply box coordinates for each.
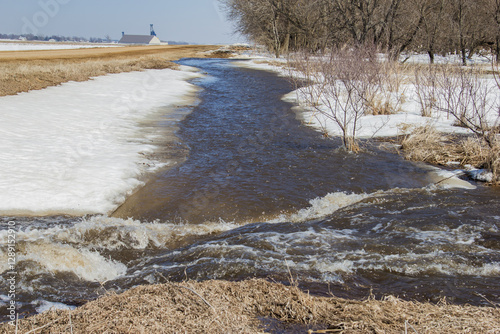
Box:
[0,67,201,216]
[0,42,120,51]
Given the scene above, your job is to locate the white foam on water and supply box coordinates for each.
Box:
[153,220,500,282]
[18,242,127,282]
[407,226,482,246]
[10,216,239,250]
[0,215,241,281]
[33,300,77,314]
[270,191,373,223]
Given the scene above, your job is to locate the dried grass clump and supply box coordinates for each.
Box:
[459,136,492,167]
[1,279,498,334]
[400,125,460,164]
[400,125,500,183]
[207,50,236,58]
[366,96,399,116]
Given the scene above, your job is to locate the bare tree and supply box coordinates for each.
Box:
[220,0,499,64]
[220,0,291,57]
[415,0,447,64]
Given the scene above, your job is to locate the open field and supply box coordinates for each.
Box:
[1,279,498,333]
[0,45,219,96]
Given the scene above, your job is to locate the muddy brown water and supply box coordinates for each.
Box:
[1,58,499,321]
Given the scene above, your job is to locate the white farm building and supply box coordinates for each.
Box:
[119,25,164,45]
[119,34,161,45]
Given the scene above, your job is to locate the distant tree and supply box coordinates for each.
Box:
[220,0,498,63]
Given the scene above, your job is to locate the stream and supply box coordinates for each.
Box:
[1,58,499,320]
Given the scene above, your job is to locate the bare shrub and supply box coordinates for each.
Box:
[413,65,440,117]
[410,63,500,182]
[436,65,500,181]
[366,60,408,116]
[289,45,382,152]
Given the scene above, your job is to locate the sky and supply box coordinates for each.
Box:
[0,0,244,44]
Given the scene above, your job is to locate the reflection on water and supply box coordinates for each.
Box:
[1,58,499,320]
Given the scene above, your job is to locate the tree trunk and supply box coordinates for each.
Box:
[461,46,467,66]
[428,50,435,64]
[496,35,500,63]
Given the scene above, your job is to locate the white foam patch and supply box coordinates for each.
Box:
[0,216,240,281]
[271,191,372,223]
[17,242,127,282]
[1,216,239,251]
[34,300,77,314]
[0,68,202,215]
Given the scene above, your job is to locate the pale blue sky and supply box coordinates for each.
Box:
[0,0,242,44]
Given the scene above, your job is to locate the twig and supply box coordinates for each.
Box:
[308,328,344,334]
[178,285,216,311]
[285,260,296,287]
[68,310,73,334]
[474,292,499,308]
[405,320,419,334]
[156,271,215,311]
[433,171,466,186]
[24,317,63,334]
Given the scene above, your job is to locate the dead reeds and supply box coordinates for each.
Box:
[1,279,498,333]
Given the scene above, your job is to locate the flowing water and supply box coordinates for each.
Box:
[1,58,499,320]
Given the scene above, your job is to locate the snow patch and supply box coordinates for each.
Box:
[0,42,120,51]
[0,68,202,215]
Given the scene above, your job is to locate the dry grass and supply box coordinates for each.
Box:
[399,124,500,183]
[1,279,498,334]
[0,56,178,96]
[399,125,461,164]
[0,45,218,96]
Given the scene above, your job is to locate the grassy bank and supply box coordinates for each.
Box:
[0,45,219,96]
[1,279,498,333]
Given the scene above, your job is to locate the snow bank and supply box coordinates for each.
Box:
[0,67,201,216]
[283,87,473,139]
[0,42,120,51]
[400,52,492,65]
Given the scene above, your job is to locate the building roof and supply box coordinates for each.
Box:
[119,35,159,44]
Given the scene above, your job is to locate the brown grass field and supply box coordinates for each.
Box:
[0,45,219,96]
